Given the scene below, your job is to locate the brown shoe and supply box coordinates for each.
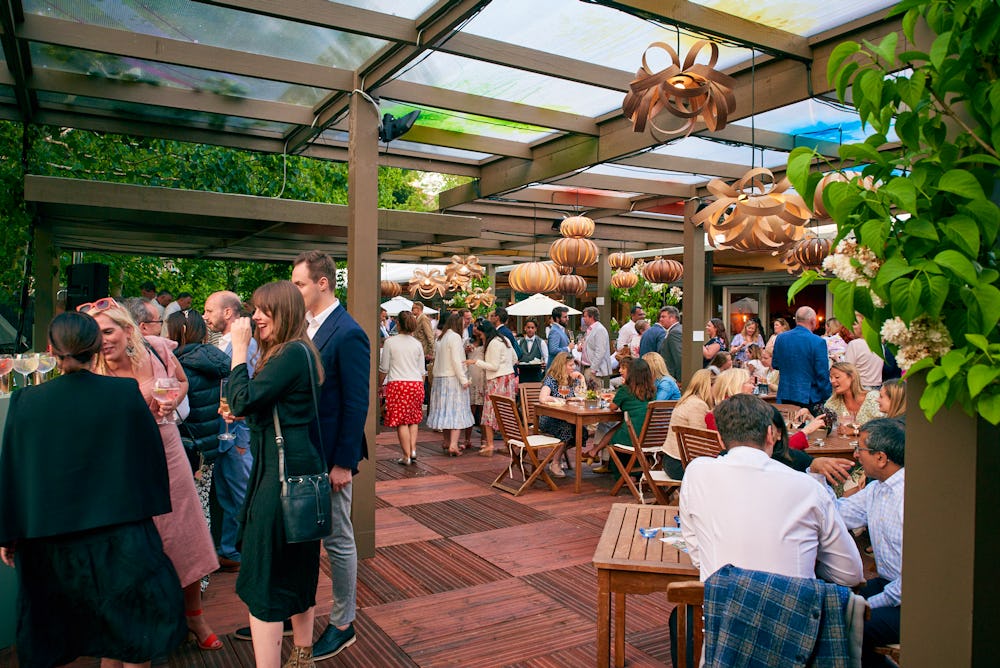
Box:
[217,557,240,573]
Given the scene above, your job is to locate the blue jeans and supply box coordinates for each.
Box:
[213,423,252,561]
[322,481,357,627]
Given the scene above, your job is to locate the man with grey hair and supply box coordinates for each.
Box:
[579,305,613,383]
[657,305,683,380]
[122,297,163,338]
[772,306,832,413]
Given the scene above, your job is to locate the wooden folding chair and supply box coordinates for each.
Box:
[607,400,679,504]
[667,580,705,668]
[489,394,562,496]
[518,382,543,434]
[674,425,725,467]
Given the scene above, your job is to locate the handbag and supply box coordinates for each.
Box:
[275,341,333,543]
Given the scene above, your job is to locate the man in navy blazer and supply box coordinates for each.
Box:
[548,306,571,366]
[772,306,832,411]
[292,251,370,660]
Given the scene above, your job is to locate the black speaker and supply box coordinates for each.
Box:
[66,263,110,311]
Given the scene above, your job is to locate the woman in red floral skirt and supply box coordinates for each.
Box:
[379,310,426,464]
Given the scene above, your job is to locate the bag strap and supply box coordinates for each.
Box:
[274,341,326,491]
[274,405,289,496]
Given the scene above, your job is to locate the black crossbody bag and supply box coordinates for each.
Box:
[274,341,333,543]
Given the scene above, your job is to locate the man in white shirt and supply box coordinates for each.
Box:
[202,290,255,573]
[844,314,885,390]
[579,306,613,383]
[681,393,864,585]
[162,292,192,336]
[517,319,548,382]
[615,305,645,351]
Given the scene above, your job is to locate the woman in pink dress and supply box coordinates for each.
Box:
[87,299,222,651]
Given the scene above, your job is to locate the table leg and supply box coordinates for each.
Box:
[597,569,611,668]
[575,419,583,494]
[614,591,626,668]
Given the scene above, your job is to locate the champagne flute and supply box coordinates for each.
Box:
[0,354,12,394]
[218,378,236,441]
[12,353,38,389]
[35,353,57,384]
[152,377,181,425]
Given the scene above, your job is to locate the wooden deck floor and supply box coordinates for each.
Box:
[1,426,678,667]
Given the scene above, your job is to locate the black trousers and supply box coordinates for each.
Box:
[861,577,901,667]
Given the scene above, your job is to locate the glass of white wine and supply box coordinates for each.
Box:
[35,353,57,384]
[152,377,181,425]
[218,378,236,441]
[12,353,38,389]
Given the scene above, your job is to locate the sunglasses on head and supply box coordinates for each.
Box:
[76,297,121,314]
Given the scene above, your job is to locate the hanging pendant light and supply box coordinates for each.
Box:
[380,280,402,299]
[642,257,684,284]
[408,268,448,299]
[444,254,485,292]
[611,271,639,289]
[558,273,588,296]
[784,237,832,274]
[549,214,598,268]
[509,262,560,295]
[608,252,634,271]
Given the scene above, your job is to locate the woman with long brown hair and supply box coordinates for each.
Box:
[702,317,729,367]
[227,281,327,668]
[88,299,221,652]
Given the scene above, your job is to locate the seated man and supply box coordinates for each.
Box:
[834,418,905,667]
[677,394,864,665]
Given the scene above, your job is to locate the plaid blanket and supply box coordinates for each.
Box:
[704,565,851,667]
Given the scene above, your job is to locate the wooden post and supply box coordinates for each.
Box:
[681,201,705,386]
[347,82,379,559]
[32,223,58,350]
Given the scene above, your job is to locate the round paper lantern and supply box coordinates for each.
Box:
[558,273,588,296]
[785,237,831,273]
[555,264,574,275]
[560,215,595,239]
[509,262,560,295]
[380,280,402,299]
[611,271,638,289]
[642,257,684,284]
[549,236,599,268]
[608,252,635,271]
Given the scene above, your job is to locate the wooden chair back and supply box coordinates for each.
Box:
[674,425,724,467]
[610,401,679,504]
[489,393,560,496]
[518,382,543,433]
[667,580,705,668]
[491,393,529,445]
[633,400,676,449]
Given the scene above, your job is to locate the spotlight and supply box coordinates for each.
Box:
[379,110,420,143]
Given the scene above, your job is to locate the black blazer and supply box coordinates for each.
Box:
[0,371,170,543]
[310,305,371,473]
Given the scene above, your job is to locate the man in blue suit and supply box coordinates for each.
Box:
[772,306,832,412]
[547,306,571,366]
[292,251,371,660]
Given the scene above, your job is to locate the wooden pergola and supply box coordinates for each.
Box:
[3,3,986,664]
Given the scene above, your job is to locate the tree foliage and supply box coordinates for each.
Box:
[786,0,1000,423]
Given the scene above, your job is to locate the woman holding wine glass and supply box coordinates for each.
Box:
[537,351,587,479]
[791,362,884,446]
[86,298,222,652]
[0,311,187,668]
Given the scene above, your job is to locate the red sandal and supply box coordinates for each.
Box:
[185,609,223,651]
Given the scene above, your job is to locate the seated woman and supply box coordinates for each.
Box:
[537,351,587,479]
[745,344,766,381]
[583,358,656,460]
[706,350,732,376]
[790,362,884,448]
[661,369,714,479]
[704,368,755,429]
[642,351,680,401]
[878,378,906,420]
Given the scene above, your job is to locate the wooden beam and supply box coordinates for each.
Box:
[595,0,811,60]
[389,124,534,159]
[0,0,35,120]
[616,152,748,180]
[552,172,697,199]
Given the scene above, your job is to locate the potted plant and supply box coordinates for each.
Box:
[584,389,601,409]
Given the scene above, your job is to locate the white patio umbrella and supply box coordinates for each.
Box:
[380,296,438,316]
[505,293,582,317]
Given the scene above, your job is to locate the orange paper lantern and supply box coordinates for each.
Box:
[380,280,402,299]
[608,252,635,270]
[558,273,588,296]
[549,236,599,268]
[611,271,639,289]
[642,257,684,284]
[555,264,574,275]
[509,262,560,295]
[408,268,448,299]
[784,237,831,273]
[560,215,595,239]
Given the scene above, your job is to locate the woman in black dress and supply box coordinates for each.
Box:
[227,281,325,668]
[0,311,186,668]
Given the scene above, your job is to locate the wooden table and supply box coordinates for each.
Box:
[593,503,698,668]
[533,400,622,493]
[804,431,857,459]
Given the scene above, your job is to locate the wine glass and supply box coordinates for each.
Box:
[12,353,38,389]
[0,354,12,394]
[35,353,57,383]
[558,385,570,401]
[152,377,181,425]
[218,378,236,441]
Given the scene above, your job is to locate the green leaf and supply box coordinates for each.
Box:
[940,349,967,379]
[835,61,860,103]
[942,214,981,258]
[873,32,899,66]
[938,169,987,200]
[859,219,890,254]
[839,142,882,165]
[920,375,950,420]
[956,153,1000,168]
[786,147,819,205]
[827,41,861,83]
[961,199,1000,247]
[934,249,979,285]
[859,69,884,112]
[787,270,819,304]
[978,393,1000,426]
[905,356,936,376]
[875,256,915,290]
[882,177,918,214]
[861,317,882,356]
[923,273,950,318]
[968,365,1000,398]
[832,279,856,325]
[929,30,952,70]
[972,284,1000,333]
[964,333,991,354]
[889,277,919,322]
[904,217,940,242]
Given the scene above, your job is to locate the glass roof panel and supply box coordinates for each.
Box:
[585,162,708,186]
[733,98,897,145]
[36,90,293,134]
[331,0,439,19]
[652,137,789,171]
[379,99,557,143]
[30,43,330,106]
[689,0,897,38]
[398,52,624,117]
[23,0,388,69]
[319,130,493,161]
[462,0,750,72]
